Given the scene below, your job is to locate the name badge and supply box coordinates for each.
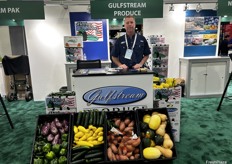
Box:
[125,49,133,59]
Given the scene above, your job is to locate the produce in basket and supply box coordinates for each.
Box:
[106,114,141,161]
[70,110,105,164]
[139,111,174,160]
[32,116,69,164]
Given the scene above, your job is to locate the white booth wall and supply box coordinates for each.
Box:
[21,4,217,101]
[143,3,217,78]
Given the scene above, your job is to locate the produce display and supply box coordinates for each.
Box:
[70,110,105,164]
[105,111,142,162]
[31,108,176,164]
[137,108,176,161]
[153,77,185,89]
[31,114,71,164]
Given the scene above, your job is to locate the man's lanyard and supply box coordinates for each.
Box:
[125,34,137,50]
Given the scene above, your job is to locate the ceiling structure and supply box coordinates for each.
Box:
[44,0,218,5]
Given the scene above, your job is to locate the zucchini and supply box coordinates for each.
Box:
[99,111,105,126]
[95,110,100,126]
[72,150,88,161]
[85,152,103,159]
[72,146,90,152]
[76,111,83,126]
[86,149,101,155]
[71,159,85,164]
[84,110,90,128]
[89,110,94,125]
[93,109,98,126]
[81,111,87,126]
[86,157,103,163]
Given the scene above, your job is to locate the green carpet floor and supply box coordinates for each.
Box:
[1,84,232,164]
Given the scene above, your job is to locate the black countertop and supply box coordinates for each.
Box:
[72,68,154,77]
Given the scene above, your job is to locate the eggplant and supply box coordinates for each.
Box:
[64,125,69,132]
[54,118,62,128]
[52,134,60,145]
[41,122,50,136]
[47,134,54,142]
[51,126,58,135]
[62,120,68,127]
[59,127,65,134]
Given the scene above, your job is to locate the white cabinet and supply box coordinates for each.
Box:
[179,57,230,98]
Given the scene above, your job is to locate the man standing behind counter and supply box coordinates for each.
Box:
[111,15,151,69]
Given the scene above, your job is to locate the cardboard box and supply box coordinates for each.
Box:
[170,121,180,142]
[154,86,182,101]
[45,93,77,114]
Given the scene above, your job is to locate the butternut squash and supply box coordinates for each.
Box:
[163,133,173,149]
[157,114,167,121]
[156,121,167,136]
[155,146,173,158]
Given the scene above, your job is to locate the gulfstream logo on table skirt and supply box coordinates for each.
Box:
[83,86,147,105]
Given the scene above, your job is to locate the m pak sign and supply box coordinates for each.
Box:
[218,0,232,16]
[90,0,163,19]
[0,1,44,19]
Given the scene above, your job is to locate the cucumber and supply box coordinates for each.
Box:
[71,159,85,164]
[84,152,103,159]
[76,111,83,126]
[72,150,88,161]
[86,157,103,163]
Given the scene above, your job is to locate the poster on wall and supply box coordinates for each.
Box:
[184,10,219,57]
[75,21,103,42]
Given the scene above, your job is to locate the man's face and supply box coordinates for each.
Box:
[124,17,136,33]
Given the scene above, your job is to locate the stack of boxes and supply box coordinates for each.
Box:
[45,91,77,114]
[154,86,181,142]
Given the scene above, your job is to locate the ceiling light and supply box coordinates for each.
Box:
[184,3,188,11]
[169,4,174,11]
[196,3,202,13]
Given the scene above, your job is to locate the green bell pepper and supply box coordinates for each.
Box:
[33,158,43,164]
[52,144,61,154]
[43,143,51,153]
[61,141,68,149]
[59,148,67,156]
[50,158,58,164]
[58,156,67,164]
[61,133,68,141]
[45,151,55,160]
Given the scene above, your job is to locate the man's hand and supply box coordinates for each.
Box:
[133,63,142,69]
[119,64,128,69]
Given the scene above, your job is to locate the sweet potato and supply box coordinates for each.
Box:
[110,143,118,154]
[128,121,134,127]
[124,118,131,125]
[119,122,126,131]
[131,137,141,147]
[107,147,113,161]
